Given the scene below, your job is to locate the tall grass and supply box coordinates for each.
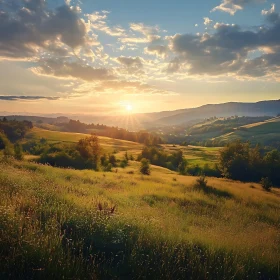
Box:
[1,158,280,279]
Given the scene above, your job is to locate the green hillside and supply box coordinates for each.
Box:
[213,117,280,146]
[1,158,280,279]
[25,127,143,155]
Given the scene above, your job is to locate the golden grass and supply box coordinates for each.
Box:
[1,158,280,278]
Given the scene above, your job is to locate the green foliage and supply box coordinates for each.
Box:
[14,143,23,160]
[178,160,187,175]
[139,146,184,171]
[0,119,33,142]
[109,154,117,166]
[61,119,163,144]
[0,132,10,150]
[140,158,151,175]
[219,140,280,186]
[120,158,128,168]
[195,175,208,189]
[260,177,273,192]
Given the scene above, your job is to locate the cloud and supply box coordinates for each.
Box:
[0,0,89,60]
[212,0,266,15]
[144,45,169,57]
[116,56,143,68]
[119,23,161,44]
[33,59,115,81]
[166,7,280,79]
[87,11,126,37]
[204,17,213,25]
[73,80,176,96]
[0,95,60,101]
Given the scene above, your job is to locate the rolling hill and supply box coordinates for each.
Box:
[151,100,280,126]
[1,156,280,279]
[25,127,143,156]
[213,116,280,146]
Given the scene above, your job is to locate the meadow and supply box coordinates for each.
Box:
[25,127,219,168]
[213,117,280,146]
[1,156,280,279]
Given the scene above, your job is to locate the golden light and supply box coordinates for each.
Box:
[126,104,133,111]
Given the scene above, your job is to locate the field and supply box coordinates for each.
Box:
[163,144,221,168]
[1,157,280,279]
[213,117,280,146]
[25,127,220,167]
[25,127,143,157]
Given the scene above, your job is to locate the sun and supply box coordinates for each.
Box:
[125,104,133,111]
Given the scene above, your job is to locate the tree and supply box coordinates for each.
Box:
[0,132,10,150]
[14,143,23,160]
[219,141,250,181]
[140,158,151,175]
[76,135,101,169]
[260,177,272,192]
[178,160,187,175]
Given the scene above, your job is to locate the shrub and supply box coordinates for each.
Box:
[103,163,112,172]
[178,160,187,175]
[260,177,273,192]
[195,175,208,189]
[120,158,128,168]
[140,158,151,175]
[14,143,23,160]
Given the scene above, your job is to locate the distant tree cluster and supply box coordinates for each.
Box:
[138,146,184,171]
[33,135,130,171]
[0,118,33,142]
[58,119,163,145]
[219,140,280,187]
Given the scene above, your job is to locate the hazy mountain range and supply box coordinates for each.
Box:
[1,99,280,129]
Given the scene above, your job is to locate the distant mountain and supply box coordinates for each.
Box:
[1,99,279,129]
[0,115,69,124]
[151,100,280,126]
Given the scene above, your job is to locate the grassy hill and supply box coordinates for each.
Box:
[1,157,280,279]
[25,127,220,169]
[25,127,143,156]
[213,117,280,146]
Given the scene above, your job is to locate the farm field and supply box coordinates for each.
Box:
[1,157,280,279]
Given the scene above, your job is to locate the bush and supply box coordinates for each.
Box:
[14,143,23,160]
[260,177,273,192]
[120,159,128,168]
[103,163,112,172]
[140,158,151,175]
[195,175,208,189]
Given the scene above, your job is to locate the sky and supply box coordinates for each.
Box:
[0,0,280,115]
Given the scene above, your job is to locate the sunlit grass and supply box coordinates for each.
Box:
[1,157,280,279]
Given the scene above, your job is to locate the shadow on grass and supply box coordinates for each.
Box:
[194,184,233,199]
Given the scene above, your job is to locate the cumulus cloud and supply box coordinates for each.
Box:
[204,17,213,25]
[33,59,115,81]
[212,0,266,15]
[0,0,90,60]
[166,7,280,79]
[0,95,60,101]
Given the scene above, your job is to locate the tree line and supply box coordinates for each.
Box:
[58,119,163,145]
